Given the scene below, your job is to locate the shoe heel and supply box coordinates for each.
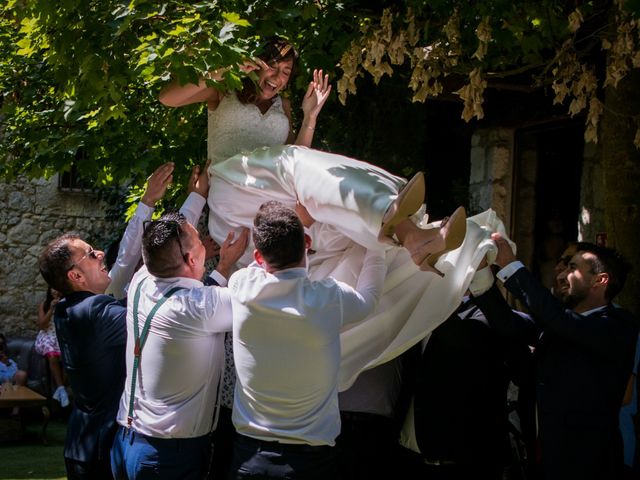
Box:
[423,206,466,272]
[379,172,425,242]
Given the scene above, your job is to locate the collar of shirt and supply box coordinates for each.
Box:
[272,267,308,280]
[579,304,608,317]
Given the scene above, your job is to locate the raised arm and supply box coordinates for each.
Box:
[37,301,54,331]
[286,69,331,146]
[159,61,261,108]
[106,163,174,299]
[341,249,387,325]
[159,78,221,108]
[179,160,210,226]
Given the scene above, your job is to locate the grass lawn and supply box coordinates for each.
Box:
[0,416,67,480]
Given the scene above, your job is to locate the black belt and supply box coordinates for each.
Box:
[235,433,331,453]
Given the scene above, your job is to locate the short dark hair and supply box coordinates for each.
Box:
[575,242,630,301]
[142,212,188,278]
[253,201,305,270]
[39,233,79,295]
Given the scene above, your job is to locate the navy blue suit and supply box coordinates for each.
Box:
[54,291,127,479]
[411,295,534,480]
[474,269,638,480]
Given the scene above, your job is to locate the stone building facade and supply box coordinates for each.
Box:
[0,176,116,336]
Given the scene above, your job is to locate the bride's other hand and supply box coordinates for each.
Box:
[301,69,331,122]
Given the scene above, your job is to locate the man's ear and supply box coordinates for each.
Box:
[67,269,81,284]
[254,249,264,265]
[304,233,312,250]
[593,271,610,290]
[185,251,197,270]
[66,268,82,290]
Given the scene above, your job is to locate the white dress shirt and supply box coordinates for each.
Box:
[229,250,386,446]
[116,265,232,438]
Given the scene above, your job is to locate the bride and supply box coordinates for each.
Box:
[208,144,504,389]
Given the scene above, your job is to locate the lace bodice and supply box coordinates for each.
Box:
[207,93,290,165]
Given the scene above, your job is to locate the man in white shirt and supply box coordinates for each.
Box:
[110,212,248,480]
[228,201,386,479]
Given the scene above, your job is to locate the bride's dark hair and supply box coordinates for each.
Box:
[237,36,299,105]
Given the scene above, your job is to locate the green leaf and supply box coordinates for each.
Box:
[222,12,251,27]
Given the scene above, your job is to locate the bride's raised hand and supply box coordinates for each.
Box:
[301,69,332,120]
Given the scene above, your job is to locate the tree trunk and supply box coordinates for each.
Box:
[598,67,640,315]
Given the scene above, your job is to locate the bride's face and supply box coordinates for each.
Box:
[256,58,293,101]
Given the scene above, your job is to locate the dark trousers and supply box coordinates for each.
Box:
[110,425,212,479]
[539,418,624,480]
[208,406,235,479]
[393,445,505,480]
[336,411,400,480]
[65,456,114,480]
[228,433,339,480]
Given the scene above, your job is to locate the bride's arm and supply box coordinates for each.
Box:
[159,75,223,108]
[159,60,260,108]
[290,69,331,147]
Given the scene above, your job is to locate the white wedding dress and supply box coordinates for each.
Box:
[207,93,289,165]
[206,99,507,390]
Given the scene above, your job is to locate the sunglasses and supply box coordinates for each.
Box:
[143,218,188,262]
[67,247,99,271]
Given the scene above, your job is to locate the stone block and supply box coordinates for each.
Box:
[7,218,41,245]
[8,191,33,212]
[488,145,512,180]
[469,147,487,184]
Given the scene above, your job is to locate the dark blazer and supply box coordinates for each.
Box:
[413,297,533,468]
[54,291,127,465]
[474,269,639,480]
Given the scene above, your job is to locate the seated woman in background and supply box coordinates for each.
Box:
[0,333,28,415]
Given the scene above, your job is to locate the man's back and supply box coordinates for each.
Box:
[230,266,349,446]
[116,266,232,438]
[54,291,126,462]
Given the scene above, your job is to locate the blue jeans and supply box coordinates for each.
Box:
[228,433,339,480]
[110,425,212,479]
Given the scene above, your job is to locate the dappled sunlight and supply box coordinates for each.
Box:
[578,205,591,241]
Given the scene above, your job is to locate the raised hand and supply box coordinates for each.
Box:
[301,69,332,123]
[202,235,221,261]
[187,159,211,198]
[491,232,517,268]
[240,58,264,74]
[216,228,250,279]
[141,162,174,207]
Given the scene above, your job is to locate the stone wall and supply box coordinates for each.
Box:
[468,127,558,272]
[0,176,116,337]
[468,128,515,230]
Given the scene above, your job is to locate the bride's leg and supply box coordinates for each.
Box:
[393,207,467,275]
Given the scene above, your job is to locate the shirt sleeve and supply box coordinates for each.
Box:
[106,202,154,299]
[185,285,233,333]
[179,192,207,226]
[204,270,227,287]
[340,249,387,326]
[496,261,525,283]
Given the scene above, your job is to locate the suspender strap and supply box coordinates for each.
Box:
[127,282,185,427]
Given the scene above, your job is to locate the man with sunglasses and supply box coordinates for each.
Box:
[39,232,126,480]
[110,212,247,480]
[37,161,222,480]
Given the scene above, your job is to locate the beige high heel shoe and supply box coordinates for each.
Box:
[419,206,466,276]
[378,172,426,244]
